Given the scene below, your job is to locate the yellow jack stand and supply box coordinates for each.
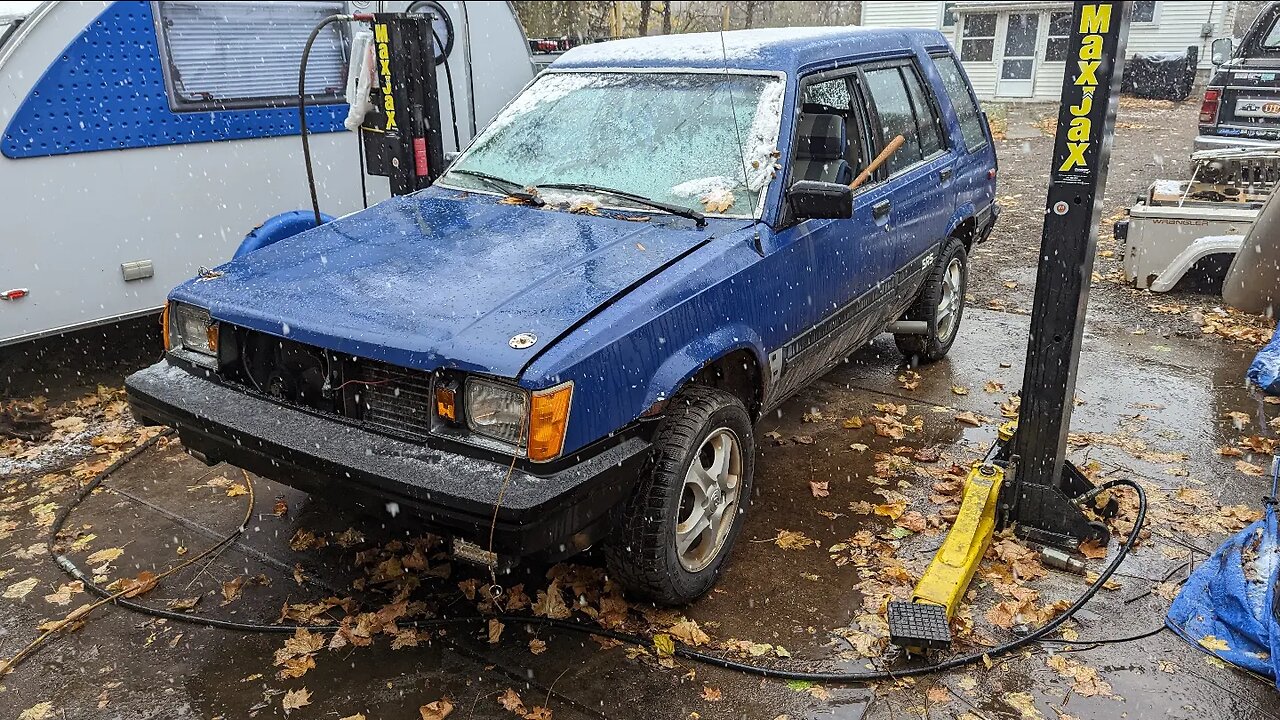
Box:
[887,422,1014,653]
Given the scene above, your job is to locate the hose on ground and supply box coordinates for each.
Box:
[47,440,1150,683]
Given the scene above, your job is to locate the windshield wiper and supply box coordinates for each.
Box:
[447,168,544,206]
[536,182,707,227]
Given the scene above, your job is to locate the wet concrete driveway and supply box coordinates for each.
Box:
[3,303,1276,720]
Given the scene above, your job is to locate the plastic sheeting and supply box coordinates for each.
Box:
[1121,47,1197,101]
[1166,499,1280,688]
[1248,323,1280,395]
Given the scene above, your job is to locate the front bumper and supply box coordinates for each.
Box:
[1194,133,1280,151]
[125,361,650,563]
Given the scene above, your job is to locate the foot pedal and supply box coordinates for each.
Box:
[887,601,951,651]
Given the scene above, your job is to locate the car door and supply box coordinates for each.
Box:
[857,60,956,314]
[766,70,900,402]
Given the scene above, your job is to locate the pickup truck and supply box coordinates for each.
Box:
[1197,1,1280,150]
[126,27,998,604]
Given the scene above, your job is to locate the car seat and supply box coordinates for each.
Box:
[793,112,853,185]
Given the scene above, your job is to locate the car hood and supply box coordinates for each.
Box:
[172,190,746,379]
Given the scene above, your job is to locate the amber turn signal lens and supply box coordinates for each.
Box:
[160,302,171,352]
[435,385,457,421]
[206,323,219,354]
[527,382,573,462]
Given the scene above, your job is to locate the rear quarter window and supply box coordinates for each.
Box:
[932,54,989,152]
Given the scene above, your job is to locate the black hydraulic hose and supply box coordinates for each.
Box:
[431,26,462,154]
[48,441,1148,682]
[299,14,351,228]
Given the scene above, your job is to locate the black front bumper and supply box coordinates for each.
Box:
[125,361,651,563]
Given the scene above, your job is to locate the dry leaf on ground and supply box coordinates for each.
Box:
[282,688,312,712]
[809,481,829,498]
[421,699,455,720]
[773,529,817,550]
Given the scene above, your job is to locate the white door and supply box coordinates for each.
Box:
[998,13,1040,98]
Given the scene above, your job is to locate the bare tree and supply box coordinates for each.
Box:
[639,0,652,35]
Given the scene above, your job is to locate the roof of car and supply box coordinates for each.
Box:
[550,26,946,74]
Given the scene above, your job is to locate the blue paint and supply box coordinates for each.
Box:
[2,2,347,159]
[234,210,333,259]
[168,28,997,458]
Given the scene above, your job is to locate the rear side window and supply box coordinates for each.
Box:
[155,1,347,111]
[901,66,944,157]
[863,68,923,176]
[1265,16,1280,49]
[932,54,989,152]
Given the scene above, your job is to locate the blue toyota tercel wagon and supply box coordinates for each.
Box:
[127,27,998,604]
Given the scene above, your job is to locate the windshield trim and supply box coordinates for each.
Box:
[437,67,788,221]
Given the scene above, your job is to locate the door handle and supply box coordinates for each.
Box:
[872,199,891,219]
[939,167,954,182]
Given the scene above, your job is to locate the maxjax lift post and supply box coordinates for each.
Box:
[889,1,1130,652]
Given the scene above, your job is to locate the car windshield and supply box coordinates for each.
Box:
[441,71,785,218]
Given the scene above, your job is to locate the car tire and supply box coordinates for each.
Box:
[604,385,755,605]
[895,238,968,362]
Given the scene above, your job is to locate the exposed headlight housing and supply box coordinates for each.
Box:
[465,378,528,447]
[167,302,218,368]
[463,378,573,461]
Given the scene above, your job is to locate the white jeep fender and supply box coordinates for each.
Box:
[1148,234,1245,292]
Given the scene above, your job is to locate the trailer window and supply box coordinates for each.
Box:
[154,1,347,112]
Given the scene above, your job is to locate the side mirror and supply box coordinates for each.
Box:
[788,180,853,220]
[1211,37,1232,65]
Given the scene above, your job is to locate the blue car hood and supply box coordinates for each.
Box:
[173,191,743,379]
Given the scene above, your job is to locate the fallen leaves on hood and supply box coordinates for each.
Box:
[700,188,735,214]
[809,481,829,498]
[772,529,816,550]
[282,687,312,712]
[420,699,455,720]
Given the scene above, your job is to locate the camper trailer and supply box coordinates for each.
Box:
[0,1,535,346]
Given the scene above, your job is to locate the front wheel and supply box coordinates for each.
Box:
[895,239,968,362]
[604,386,755,605]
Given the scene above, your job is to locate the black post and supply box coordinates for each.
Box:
[1009,2,1129,539]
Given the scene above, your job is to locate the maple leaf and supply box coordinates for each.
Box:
[951,385,970,396]
[809,481,829,498]
[420,699,455,720]
[1235,460,1265,477]
[226,483,248,497]
[1199,635,1230,652]
[118,570,158,598]
[983,380,1005,393]
[773,529,816,550]
[497,689,527,715]
[954,411,983,427]
[668,619,710,646]
[701,685,723,702]
[700,188,735,213]
[282,688,312,712]
[843,416,864,429]
[529,638,547,655]
[873,502,906,520]
[653,633,675,657]
[221,576,245,605]
[86,547,124,565]
[1078,539,1108,559]
[532,580,571,619]
[524,707,553,720]
[273,497,289,517]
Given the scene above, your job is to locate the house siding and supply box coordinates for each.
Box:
[861,1,1236,100]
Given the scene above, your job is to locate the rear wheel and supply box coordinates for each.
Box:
[604,386,754,605]
[895,239,968,362]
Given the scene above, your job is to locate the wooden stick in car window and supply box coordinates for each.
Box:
[849,134,905,190]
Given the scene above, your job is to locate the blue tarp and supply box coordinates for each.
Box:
[1247,323,1280,396]
[1167,322,1280,686]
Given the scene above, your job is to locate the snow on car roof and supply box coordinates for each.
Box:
[551,26,946,73]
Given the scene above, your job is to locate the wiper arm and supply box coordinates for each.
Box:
[447,168,544,206]
[536,182,707,227]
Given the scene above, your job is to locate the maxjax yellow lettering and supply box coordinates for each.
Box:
[1060,4,1112,172]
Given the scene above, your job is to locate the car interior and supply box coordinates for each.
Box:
[792,90,870,188]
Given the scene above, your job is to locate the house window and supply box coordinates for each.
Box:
[155,1,348,112]
[1045,11,1072,61]
[960,13,996,62]
[942,2,957,28]
[1132,1,1157,24]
